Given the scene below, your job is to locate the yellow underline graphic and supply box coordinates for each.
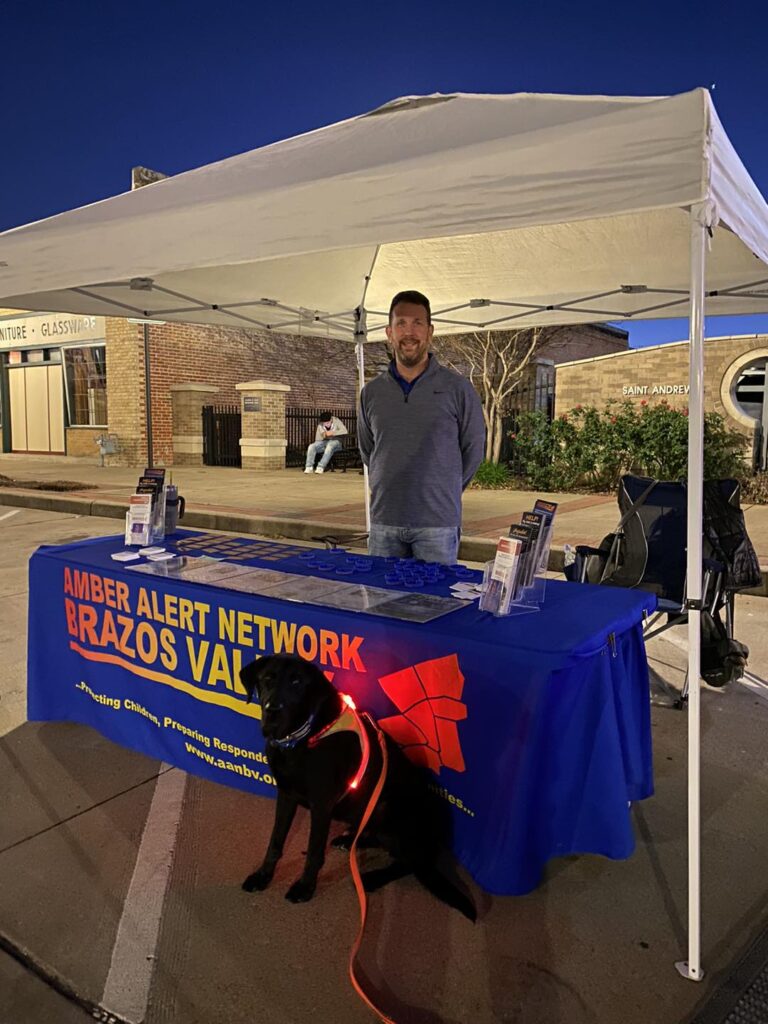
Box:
[69,642,261,720]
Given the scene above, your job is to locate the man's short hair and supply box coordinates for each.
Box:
[318,411,331,422]
[388,290,431,324]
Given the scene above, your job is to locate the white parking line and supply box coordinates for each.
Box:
[0,509,21,522]
[101,765,187,1023]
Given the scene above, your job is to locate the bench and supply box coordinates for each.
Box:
[328,436,363,473]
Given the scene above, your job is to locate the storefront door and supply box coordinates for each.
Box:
[8,363,65,454]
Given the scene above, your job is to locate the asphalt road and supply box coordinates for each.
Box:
[2,507,767,1024]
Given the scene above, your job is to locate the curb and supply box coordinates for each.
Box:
[1,487,765,596]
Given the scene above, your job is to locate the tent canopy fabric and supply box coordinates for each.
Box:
[2,88,768,340]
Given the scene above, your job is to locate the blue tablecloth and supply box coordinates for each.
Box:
[28,530,656,895]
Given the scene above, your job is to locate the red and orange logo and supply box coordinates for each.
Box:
[377,654,467,774]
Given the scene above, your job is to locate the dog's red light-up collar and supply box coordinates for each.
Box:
[307,694,371,791]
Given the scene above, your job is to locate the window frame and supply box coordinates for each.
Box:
[61,341,108,428]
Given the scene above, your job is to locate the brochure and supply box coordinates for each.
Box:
[128,557,188,578]
[532,498,558,571]
[520,510,549,575]
[507,523,537,591]
[178,560,260,584]
[533,498,558,518]
[168,555,226,573]
[320,584,396,612]
[208,569,295,595]
[480,536,523,615]
[264,575,348,604]
[373,592,471,623]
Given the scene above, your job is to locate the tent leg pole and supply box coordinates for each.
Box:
[676,204,707,984]
[355,308,371,535]
[143,322,154,468]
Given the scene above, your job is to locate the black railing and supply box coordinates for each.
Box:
[285,407,358,468]
[202,405,242,467]
[499,380,554,473]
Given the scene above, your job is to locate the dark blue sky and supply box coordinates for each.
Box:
[3,0,768,346]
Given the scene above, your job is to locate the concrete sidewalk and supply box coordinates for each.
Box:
[1,452,766,590]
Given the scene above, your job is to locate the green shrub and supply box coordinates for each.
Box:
[471,460,513,489]
[509,401,749,492]
[742,473,768,505]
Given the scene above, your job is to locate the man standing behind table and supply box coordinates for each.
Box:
[357,290,485,564]
[304,412,348,474]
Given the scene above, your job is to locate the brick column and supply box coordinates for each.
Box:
[236,380,290,470]
[105,318,145,465]
[170,384,219,465]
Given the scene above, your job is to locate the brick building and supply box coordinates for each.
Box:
[0,309,358,465]
[556,335,768,469]
[1,306,632,468]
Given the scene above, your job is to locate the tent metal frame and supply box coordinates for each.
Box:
[63,273,768,342]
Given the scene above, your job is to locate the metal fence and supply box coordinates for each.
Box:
[499,380,554,473]
[285,407,358,467]
[201,386,551,473]
[202,404,242,467]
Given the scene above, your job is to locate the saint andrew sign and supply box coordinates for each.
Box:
[622,383,691,397]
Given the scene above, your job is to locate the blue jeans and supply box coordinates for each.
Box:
[367,525,460,565]
[305,439,341,470]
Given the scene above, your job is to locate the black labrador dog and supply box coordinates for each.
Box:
[239,654,475,920]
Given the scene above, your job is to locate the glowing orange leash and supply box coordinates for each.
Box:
[347,721,395,1024]
[309,696,396,1023]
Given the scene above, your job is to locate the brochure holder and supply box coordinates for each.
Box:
[479,521,551,618]
[151,487,167,543]
[482,496,557,616]
[479,560,545,617]
[125,486,167,546]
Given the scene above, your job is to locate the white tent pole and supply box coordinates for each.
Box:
[676,203,707,983]
[354,305,371,533]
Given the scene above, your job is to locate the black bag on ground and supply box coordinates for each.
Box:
[700,607,749,687]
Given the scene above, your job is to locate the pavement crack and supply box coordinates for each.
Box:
[0,765,175,858]
[0,933,133,1024]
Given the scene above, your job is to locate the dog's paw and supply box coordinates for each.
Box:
[331,833,353,851]
[285,879,316,903]
[242,868,274,892]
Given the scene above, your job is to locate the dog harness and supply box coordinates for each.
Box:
[308,694,371,791]
[273,692,393,1021]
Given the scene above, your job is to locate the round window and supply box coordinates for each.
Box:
[733,359,766,422]
[721,348,768,431]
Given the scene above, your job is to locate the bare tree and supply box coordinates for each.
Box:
[437,327,548,463]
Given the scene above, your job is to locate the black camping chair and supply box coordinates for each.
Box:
[567,475,760,708]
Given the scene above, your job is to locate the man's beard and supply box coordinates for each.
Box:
[396,342,425,367]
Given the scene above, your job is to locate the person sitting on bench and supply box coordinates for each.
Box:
[304,412,348,474]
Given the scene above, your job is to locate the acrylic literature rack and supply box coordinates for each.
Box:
[478,499,557,617]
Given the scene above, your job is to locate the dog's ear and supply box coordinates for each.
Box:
[239,657,271,704]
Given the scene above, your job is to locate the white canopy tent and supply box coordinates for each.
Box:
[2,88,768,981]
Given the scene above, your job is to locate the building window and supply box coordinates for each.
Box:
[63,345,107,426]
[734,359,766,420]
